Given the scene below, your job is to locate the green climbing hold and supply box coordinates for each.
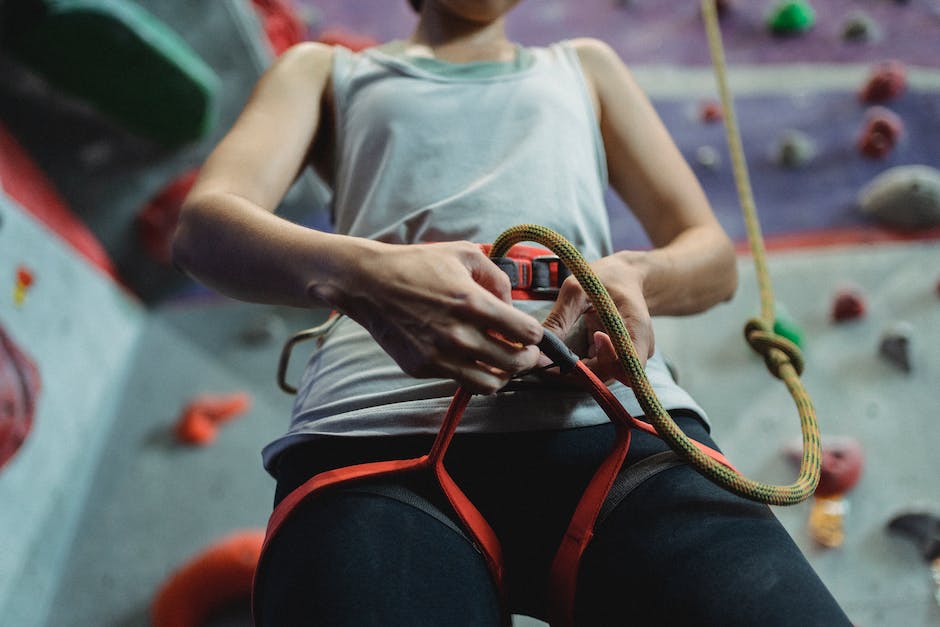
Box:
[1,0,220,147]
[767,1,816,36]
[773,303,804,348]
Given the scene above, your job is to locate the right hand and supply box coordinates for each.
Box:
[312,241,544,394]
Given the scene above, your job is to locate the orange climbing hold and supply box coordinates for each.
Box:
[13,265,35,307]
[174,392,252,446]
[151,530,265,627]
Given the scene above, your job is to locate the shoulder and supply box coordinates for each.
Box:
[265,42,336,83]
[567,37,624,76]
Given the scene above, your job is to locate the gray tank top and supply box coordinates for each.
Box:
[262,41,707,471]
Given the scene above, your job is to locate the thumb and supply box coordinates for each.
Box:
[541,283,587,341]
[467,250,513,304]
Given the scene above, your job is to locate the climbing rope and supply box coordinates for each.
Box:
[488,1,821,506]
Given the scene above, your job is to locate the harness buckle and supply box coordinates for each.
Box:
[531,255,570,297]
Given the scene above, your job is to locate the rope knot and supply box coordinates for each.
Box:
[744,318,805,378]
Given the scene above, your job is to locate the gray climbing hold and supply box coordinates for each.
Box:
[695,145,722,171]
[238,313,286,347]
[773,129,817,168]
[858,165,940,230]
[841,12,881,43]
[879,321,913,372]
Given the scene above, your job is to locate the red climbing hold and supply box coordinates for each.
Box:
[174,392,252,446]
[786,436,865,498]
[859,60,907,104]
[0,121,119,281]
[251,0,308,55]
[857,106,903,159]
[699,99,724,124]
[0,324,41,471]
[315,27,379,52]
[831,286,866,322]
[151,530,265,627]
[137,170,199,265]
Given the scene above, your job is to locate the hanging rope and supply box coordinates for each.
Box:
[488,1,821,506]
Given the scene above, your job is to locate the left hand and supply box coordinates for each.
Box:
[540,254,654,386]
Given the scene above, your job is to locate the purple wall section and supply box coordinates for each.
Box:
[610,88,940,250]
[304,1,940,68]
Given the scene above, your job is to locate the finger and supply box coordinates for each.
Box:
[467,249,514,304]
[541,278,589,342]
[436,357,514,395]
[441,327,541,375]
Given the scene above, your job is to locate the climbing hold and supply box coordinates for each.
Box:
[0,324,41,472]
[888,511,940,561]
[13,266,35,307]
[857,106,903,159]
[785,435,864,498]
[1,0,221,146]
[773,129,817,168]
[699,99,724,123]
[251,0,309,55]
[857,165,940,230]
[151,530,265,627]
[238,313,286,347]
[878,321,913,372]
[807,495,850,548]
[767,1,816,36]
[715,0,734,17]
[315,26,379,52]
[887,511,940,607]
[841,12,881,43]
[695,145,722,171]
[773,302,804,348]
[0,121,119,280]
[137,170,199,265]
[174,392,252,446]
[786,436,864,548]
[831,285,867,322]
[859,60,907,104]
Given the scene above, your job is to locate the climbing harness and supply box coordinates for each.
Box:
[255,2,822,625]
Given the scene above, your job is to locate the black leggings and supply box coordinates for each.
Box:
[255,413,852,626]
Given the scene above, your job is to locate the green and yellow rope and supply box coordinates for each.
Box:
[489,1,821,506]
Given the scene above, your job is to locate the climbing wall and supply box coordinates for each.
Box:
[0,189,144,624]
[0,1,938,626]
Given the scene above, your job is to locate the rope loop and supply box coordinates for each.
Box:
[744,318,805,378]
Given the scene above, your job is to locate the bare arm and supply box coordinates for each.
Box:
[544,38,737,381]
[172,43,542,393]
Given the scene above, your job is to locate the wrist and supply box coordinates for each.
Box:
[302,235,388,309]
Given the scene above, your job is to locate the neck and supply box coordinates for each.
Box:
[409,4,514,63]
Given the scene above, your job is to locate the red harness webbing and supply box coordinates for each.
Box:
[252,336,735,627]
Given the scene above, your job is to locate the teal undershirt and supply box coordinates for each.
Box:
[378,40,534,78]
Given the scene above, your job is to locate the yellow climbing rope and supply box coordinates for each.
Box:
[489,1,821,506]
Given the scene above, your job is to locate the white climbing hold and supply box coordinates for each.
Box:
[858,165,940,230]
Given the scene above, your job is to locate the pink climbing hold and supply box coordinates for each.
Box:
[831,286,866,322]
[857,106,903,159]
[0,325,41,471]
[859,60,907,104]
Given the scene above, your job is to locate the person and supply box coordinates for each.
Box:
[173,1,852,624]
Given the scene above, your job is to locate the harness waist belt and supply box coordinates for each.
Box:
[480,243,571,300]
